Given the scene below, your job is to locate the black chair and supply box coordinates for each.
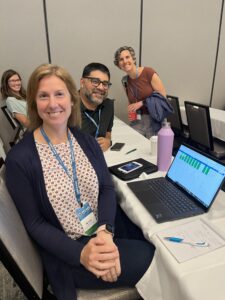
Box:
[166,95,183,135]
[1,106,25,147]
[166,95,189,153]
[184,101,225,159]
[0,157,4,178]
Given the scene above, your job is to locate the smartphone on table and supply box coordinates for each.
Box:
[118,161,143,173]
[110,142,125,151]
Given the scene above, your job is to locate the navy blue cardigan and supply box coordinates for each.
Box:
[5,127,116,300]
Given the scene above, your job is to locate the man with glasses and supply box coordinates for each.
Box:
[79,63,114,152]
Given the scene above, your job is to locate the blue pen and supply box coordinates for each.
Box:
[164,236,209,247]
[164,237,183,243]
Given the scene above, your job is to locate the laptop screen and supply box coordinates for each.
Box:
[167,145,225,208]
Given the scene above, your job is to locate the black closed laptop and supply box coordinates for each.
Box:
[127,145,225,223]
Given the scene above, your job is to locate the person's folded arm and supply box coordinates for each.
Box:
[92,141,116,226]
[96,132,111,152]
[80,132,117,227]
[151,73,166,97]
[14,112,29,128]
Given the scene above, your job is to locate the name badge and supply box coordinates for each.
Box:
[76,202,97,236]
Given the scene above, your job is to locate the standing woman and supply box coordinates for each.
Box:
[1,69,29,127]
[114,46,166,138]
[5,64,155,300]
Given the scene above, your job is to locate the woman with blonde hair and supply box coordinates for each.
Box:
[6,64,155,300]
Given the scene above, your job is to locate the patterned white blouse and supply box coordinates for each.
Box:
[36,134,99,240]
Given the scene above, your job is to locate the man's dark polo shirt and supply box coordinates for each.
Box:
[80,98,114,138]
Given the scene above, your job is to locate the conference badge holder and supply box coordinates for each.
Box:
[76,202,98,236]
[108,158,158,181]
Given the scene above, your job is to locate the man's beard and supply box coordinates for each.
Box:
[85,89,107,106]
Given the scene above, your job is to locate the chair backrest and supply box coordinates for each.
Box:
[1,105,24,147]
[0,157,4,174]
[0,167,44,299]
[0,138,6,161]
[1,106,19,129]
[166,95,183,135]
[184,101,214,151]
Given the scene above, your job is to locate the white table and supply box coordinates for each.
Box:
[180,106,225,142]
[104,117,225,300]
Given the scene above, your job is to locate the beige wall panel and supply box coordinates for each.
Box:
[211,4,225,110]
[0,0,48,85]
[46,0,141,122]
[0,0,48,150]
[142,0,221,106]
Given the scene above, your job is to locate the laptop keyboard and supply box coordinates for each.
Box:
[146,177,199,215]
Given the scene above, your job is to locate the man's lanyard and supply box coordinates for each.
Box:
[40,127,82,207]
[84,108,101,138]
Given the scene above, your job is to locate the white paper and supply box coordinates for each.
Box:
[157,219,225,263]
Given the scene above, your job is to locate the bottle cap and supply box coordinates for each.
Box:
[162,119,171,128]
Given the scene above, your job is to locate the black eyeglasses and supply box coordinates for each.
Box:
[83,77,112,89]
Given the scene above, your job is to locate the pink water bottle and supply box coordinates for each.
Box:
[157,121,174,171]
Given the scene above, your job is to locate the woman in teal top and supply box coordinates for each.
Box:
[1,69,29,127]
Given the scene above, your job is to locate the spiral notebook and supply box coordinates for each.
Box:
[157,219,225,262]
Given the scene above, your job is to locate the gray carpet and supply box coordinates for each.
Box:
[0,262,26,300]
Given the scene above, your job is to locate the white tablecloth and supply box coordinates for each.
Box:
[105,117,225,300]
[180,106,225,142]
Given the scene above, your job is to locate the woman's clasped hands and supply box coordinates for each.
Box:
[80,231,121,282]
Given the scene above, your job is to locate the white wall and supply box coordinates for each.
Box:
[0,0,48,151]
[142,0,222,106]
[212,1,225,109]
[0,0,48,85]
[46,0,141,122]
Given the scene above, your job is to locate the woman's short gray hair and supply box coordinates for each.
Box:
[114,46,136,67]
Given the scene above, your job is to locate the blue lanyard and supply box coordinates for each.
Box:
[40,127,82,207]
[128,67,139,101]
[84,109,101,138]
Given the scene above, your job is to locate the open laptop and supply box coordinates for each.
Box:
[127,144,225,223]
